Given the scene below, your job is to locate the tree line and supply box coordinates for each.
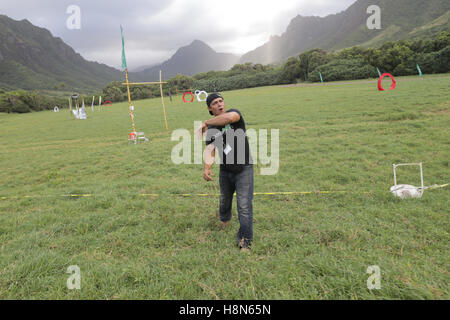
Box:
[0,89,68,113]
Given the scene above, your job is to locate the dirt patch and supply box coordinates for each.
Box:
[423,107,450,116]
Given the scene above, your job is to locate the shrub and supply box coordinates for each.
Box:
[0,90,67,113]
[192,69,286,92]
[309,59,378,82]
[433,45,450,73]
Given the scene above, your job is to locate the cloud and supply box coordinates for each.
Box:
[0,0,357,69]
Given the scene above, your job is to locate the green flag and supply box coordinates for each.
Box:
[376,67,382,77]
[121,25,127,70]
[319,72,323,83]
[416,64,423,77]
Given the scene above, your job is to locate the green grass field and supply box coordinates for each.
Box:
[0,75,448,299]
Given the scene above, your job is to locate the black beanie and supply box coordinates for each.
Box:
[206,93,223,107]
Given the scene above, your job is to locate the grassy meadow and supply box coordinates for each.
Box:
[0,75,449,299]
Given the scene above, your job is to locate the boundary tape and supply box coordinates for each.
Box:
[0,184,447,200]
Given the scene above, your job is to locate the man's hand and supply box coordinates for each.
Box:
[196,121,208,140]
[203,168,214,181]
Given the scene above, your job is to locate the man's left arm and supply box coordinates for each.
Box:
[198,111,240,137]
[205,111,240,127]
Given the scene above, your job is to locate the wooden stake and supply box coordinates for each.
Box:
[124,69,136,133]
[122,81,167,85]
[159,70,168,131]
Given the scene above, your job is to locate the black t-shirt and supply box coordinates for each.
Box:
[205,108,252,173]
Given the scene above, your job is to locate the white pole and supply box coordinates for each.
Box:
[393,164,397,186]
[420,162,424,189]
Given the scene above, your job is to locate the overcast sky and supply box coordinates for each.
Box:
[0,0,357,70]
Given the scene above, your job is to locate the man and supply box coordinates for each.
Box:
[197,93,254,251]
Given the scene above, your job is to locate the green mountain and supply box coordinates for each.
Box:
[0,14,123,92]
[240,0,450,64]
[136,40,239,81]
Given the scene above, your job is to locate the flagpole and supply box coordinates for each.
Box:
[125,68,136,133]
[159,70,168,131]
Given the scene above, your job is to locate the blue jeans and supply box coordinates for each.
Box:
[219,165,254,243]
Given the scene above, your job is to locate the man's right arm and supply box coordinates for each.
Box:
[203,143,215,181]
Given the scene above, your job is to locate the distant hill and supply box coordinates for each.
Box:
[240,0,450,64]
[135,40,239,81]
[0,14,123,92]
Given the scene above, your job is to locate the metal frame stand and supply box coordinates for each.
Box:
[393,162,424,190]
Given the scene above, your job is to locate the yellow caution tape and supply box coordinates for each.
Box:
[1,184,447,200]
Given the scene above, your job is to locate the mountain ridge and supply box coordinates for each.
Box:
[239,0,450,64]
[135,39,239,81]
[0,14,124,92]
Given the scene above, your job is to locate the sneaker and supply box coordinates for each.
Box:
[238,238,251,251]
